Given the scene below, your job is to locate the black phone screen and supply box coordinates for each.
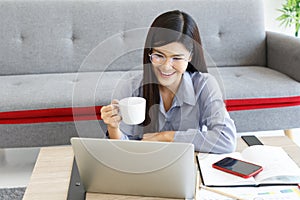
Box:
[213,157,263,178]
[241,135,263,146]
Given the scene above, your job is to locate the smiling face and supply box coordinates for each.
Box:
[150,42,192,92]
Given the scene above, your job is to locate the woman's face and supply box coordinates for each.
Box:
[150,42,192,91]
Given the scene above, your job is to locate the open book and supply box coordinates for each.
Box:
[197,145,300,187]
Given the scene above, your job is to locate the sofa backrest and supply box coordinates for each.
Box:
[0,0,266,75]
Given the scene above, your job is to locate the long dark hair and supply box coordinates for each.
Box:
[142,10,207,132]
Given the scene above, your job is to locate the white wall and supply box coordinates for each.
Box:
[264,0,294,36]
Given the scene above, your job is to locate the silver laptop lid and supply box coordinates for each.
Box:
[71,138,195,199]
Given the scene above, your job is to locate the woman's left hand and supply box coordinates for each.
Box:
[142,131,175,142]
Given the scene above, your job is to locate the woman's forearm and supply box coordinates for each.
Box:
[142,131,175,142]
[174,126,236,153]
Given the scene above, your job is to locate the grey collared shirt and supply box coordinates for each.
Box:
[112,71,236,153]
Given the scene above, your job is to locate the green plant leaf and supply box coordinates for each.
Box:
[276,0,300,36]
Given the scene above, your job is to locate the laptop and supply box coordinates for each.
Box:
[70,137,196,199]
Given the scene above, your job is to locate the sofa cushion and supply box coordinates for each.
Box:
[1,66,299,124]
[213,66,300,110]
[0,70,141,123]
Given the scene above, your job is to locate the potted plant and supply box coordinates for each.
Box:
[277,0,300,37]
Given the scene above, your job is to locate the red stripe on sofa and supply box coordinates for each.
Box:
[225,96,300,111]
[0,115,102,124]
[0,106,102,119]
[0,96,300,124]
[0,106,102,124]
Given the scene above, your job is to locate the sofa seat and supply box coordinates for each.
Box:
[0,70,140,124]
[1,66,299,125]
[218,66,300,111]
[217,66,300,132]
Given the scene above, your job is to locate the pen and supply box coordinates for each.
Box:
[199,184,245,200]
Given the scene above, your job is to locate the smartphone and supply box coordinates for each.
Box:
[212,157,263,178]
[241,135,263,146]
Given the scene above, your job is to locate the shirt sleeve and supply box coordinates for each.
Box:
[173,74,237,153]
[119,121,144,140]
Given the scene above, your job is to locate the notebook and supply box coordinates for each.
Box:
[71,137,196,199]
[197,145,300,187]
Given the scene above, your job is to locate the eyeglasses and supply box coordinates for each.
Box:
[148,52,190,66]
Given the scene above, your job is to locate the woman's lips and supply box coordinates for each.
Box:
[159,70,176,78]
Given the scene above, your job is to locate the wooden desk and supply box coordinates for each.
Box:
[23,136,300,200]
[22,146,74,200]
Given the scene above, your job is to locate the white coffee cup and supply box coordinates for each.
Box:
[118,97,146,125]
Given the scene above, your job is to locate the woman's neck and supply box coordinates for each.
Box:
[159,87,175,112]
[159,80,181,112]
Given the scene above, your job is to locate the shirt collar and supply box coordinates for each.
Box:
[174,72,197,106]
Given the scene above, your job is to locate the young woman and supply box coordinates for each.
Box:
[101,10,236,153]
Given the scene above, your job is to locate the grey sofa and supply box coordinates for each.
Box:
[0,0,299,148]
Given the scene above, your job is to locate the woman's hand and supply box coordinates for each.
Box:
[100,99,121,128]
[142,131,175,142]
[100,99,122,139]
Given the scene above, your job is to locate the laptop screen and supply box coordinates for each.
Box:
[71,138,196,199]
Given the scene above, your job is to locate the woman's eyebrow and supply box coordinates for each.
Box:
[152,49,185,57]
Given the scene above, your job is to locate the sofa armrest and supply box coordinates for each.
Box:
[266,31,300,82]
